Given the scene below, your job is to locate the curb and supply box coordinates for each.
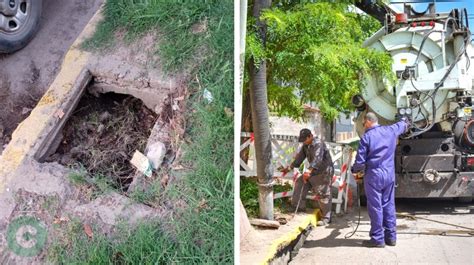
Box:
[262,209,320,265]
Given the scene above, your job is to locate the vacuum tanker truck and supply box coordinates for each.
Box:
[354,3,474,201]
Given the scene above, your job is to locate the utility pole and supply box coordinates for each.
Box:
[249,0,273,220]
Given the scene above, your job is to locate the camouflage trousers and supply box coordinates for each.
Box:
[291,167,333,221]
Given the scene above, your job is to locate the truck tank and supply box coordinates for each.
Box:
[355,4,474,200]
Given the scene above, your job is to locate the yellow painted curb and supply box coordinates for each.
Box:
[261,209,320,265]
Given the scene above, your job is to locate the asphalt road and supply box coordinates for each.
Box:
[290,198,474,265]
[0,0,102,96]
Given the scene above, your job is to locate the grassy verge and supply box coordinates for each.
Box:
[49,219,186,264]
[50,0,233,263]
[82,0,219,71]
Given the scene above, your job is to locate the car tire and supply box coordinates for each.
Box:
[0,0,42,53]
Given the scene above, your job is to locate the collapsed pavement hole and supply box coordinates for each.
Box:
[46,91,158,191]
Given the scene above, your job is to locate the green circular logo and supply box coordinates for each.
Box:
[7,216,47,257]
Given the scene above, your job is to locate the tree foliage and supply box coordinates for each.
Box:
[246,1,394,120]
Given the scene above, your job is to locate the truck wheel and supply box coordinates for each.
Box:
[0,0,42,53]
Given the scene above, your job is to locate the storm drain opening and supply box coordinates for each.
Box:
[44,90,158,192]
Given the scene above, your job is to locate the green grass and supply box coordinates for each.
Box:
[67,165,115,199]
[241,177,293,218]
[41,195,61,214]
[51,0,234,264]
[82,0,218,72]
[128,175,162,206]
[67,170,88,186]
[49,220,180,264]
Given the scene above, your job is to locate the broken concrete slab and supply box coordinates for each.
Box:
[7,160,73,200]
[66,192,160,227]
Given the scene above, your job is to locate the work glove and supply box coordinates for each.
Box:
[401,116,412,126]
[353,172,364,184]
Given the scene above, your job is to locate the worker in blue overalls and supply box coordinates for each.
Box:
[351,112,409,248]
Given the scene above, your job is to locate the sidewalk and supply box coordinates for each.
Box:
[290,201,474,264]
[240,209,320,265]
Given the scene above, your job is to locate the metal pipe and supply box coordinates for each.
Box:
[442,31,446,67]
[444,17,458,30]
[362,27,385,48]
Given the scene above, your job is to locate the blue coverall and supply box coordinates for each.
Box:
[351,120,408,245]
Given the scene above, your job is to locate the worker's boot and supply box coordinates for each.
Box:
[316,218,330,227]
[362,240,385,248]
[385,239,396,246]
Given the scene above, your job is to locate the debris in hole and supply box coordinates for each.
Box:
[130,150,153,177]
[146,141,166,170]
[48,92,158,191]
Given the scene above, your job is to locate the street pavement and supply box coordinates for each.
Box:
[290,198,474,265]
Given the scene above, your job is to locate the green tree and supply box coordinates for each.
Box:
[246,1,393,120]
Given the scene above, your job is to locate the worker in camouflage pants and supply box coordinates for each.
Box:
[285,128,334,226]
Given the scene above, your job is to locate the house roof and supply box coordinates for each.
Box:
[302,104,320,113]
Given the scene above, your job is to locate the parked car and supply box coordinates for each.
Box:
[0,0,42,53]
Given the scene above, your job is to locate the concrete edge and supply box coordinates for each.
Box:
[0,5,104,192]
[261,209,320,265]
